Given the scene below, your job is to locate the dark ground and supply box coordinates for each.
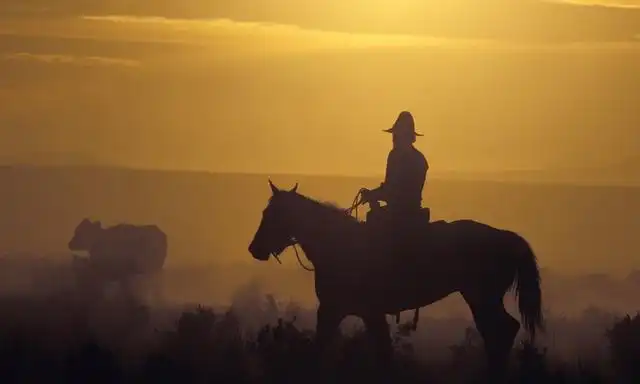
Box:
[0,271,638,384]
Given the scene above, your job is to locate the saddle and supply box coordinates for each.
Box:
[365,206,431,248]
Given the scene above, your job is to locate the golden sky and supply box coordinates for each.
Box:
[0,0,639,176]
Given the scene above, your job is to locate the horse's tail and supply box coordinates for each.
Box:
[511,233,544,342]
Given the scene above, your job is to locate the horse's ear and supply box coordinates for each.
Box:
[290,183,298,193]
[269,179,279,195]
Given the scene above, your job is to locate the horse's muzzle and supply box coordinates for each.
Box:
[68,240,84,252]
[248,243,270,261]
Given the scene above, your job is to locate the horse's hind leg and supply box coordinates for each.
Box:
[463,293,520,382]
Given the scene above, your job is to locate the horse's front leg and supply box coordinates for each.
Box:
[314,304,343,378]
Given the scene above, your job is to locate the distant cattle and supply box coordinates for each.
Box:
[68,218,168,283]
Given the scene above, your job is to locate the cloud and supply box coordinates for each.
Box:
[0,12,638,82]
[1,0,640,43]
[552,0,640,8]
[1,52,141,68]
[76,15,640,52]
[78,15,491,52]
[0,13,638,71]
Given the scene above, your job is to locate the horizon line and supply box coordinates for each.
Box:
[2,162,639,188]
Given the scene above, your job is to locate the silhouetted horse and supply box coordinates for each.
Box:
[69,218,167,302]
[248,181,544,381]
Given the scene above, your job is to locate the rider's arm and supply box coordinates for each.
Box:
[368,151,396,202]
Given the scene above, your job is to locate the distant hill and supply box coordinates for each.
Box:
[434,159,640,186]
[0,151,109,168]
[602,156,640,180]
[0,164,638,276]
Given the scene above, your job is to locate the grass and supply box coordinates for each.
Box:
[0,286,638,384]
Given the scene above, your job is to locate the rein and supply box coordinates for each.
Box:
[276,190,366,273]
[292,242,314,272]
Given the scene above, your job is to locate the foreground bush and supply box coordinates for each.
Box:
[607,312,640,382]
[0,294,638,383]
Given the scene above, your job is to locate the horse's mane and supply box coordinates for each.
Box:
[322,200,347,213]
[293,193,362,224]
[323,201,363,220]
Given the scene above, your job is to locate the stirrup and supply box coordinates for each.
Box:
[411,308,420,330]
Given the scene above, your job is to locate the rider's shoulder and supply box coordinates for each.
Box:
[411,147,428,169]
[387,147,400,158]
[410,146,427,159]
[389,146,426,160]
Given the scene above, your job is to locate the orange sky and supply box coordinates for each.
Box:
[0,1,639,176]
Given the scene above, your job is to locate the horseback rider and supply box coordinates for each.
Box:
[359,110,429,331]
[360,110,430,238]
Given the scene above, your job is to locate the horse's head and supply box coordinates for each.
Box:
[248,180,299,261]
[68,218,102,251]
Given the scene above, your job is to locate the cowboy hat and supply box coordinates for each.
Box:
[382,111,423,136]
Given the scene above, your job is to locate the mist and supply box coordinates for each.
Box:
[2,1,640,381]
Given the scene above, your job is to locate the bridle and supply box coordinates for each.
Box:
[272,190,367,272]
